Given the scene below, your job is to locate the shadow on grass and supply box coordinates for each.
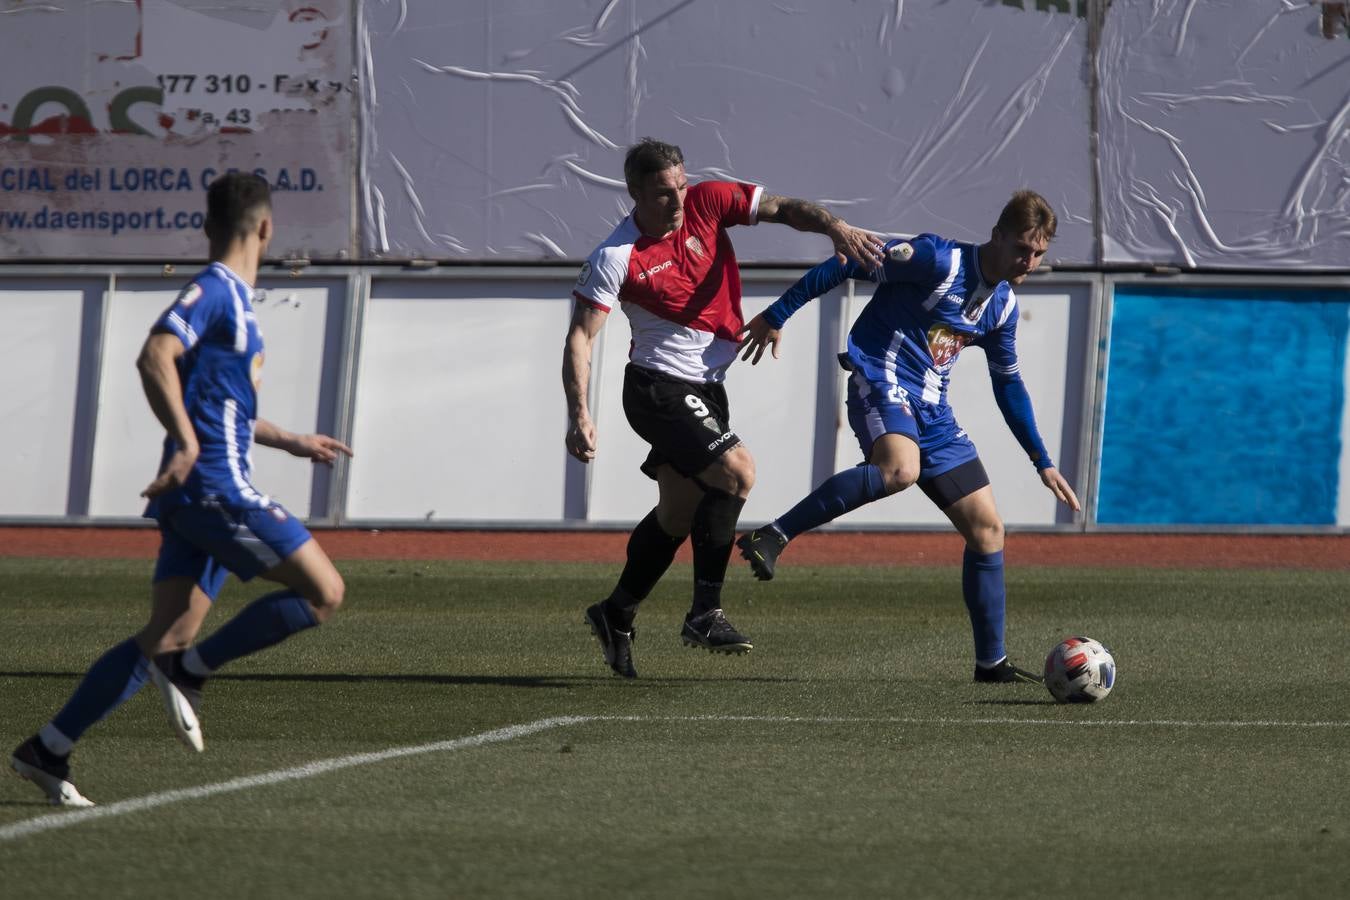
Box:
[0,671,805,689]
[965,697,1059,706]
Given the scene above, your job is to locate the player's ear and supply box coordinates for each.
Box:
[258,213,273,244]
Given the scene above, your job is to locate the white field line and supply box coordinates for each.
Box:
[0,715,592,843]
[3,712,1347,843]
[641,715,1350,728]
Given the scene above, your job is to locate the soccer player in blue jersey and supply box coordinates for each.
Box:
[736,190,1080,684]
[10,173,351,806]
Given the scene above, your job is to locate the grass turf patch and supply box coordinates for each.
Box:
[1,558,1346,898]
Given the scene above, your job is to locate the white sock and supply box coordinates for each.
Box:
[181,647,213,678]
[38,723,74,757]
[976,655,1008,670]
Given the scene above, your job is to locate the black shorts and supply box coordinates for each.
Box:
[623,363,741,480]
[917,457,991,510]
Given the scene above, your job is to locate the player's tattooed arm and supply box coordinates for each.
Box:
[757,194,883,268]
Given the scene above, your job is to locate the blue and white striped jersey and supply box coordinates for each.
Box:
[761,230,1054,470]
[143,261,271,515]
[846,233,1020,408]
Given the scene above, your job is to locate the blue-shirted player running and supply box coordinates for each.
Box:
[736,190,1080,684]
[10,173,351,806]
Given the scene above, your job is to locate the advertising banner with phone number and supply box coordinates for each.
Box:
[0,0,352,260]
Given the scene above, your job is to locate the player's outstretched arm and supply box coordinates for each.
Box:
[756,194,884,269]
[255,421,353,465]
[563,302,608,463]
[137,332,199,498]
[739,255,857,366]
[1039,466,1081,512]
[738,313,782,364]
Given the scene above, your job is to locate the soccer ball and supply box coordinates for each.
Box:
[1044,636,1116,703]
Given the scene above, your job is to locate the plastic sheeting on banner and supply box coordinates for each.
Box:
[5,2,1349,269]
[1099,1,1350,270]
[357,0,1094,264]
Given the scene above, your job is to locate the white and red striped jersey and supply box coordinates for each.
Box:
[573,180,763,383]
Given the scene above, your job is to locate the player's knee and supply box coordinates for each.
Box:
[724,450,756,497]
[704,448,755,498]
[966,517,1005,553]
[878,462,919,495]
[308,574,345,623]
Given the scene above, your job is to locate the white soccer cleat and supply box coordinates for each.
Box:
[11,738,96,807]
[150,657,206,753]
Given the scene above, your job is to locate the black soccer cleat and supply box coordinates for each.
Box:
[584,602,638,679]
[737,526,788,581]
[10,736,94,807]
[150,650,207,752]
[974,657,1044,684]
[681,608,753,655]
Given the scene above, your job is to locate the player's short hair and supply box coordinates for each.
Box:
[995,190,1056,242]
[624,138,685,193]
[204,172,271,244]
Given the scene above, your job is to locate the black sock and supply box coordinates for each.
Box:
[689,488,746,617]
[604,509,685,626]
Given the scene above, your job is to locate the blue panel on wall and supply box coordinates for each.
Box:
[1099,287,1348,525]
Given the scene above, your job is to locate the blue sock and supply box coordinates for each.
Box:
[775,464,888,540]
[195,590,319,671]
[49,638,150,744]
[963,549,1007,665]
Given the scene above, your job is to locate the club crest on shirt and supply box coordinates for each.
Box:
[250,351,264,390]
[576,262,592,286]
[927,324,970,368]
[177,283,203,306]
[685,234,706,258]
[961,285,993,322]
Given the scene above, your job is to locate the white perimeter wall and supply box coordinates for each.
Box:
[0,268,1089,528]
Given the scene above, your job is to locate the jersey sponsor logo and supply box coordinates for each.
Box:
[927,324,970,368]
[250,351,264,390]
[706,431,735,452]
[685,234,706,258]
[888,242,914,262]
[576,262,592,286]
[637,258,673,280]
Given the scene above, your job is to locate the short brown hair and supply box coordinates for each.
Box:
[623,138,684,193]
[995,189,1056,242]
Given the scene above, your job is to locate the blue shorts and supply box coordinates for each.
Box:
[845,369,980,481]
[153,498,312,600]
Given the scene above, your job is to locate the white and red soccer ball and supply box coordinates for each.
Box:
[1044,636,1116,703]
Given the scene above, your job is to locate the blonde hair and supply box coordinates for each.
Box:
[995,190,1056,241]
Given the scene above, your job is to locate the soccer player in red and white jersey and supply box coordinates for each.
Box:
[564,137,882,678]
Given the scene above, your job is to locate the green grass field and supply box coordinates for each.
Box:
[1,556,1347,898]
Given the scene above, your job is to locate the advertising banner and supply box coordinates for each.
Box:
[0,0,353,260]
